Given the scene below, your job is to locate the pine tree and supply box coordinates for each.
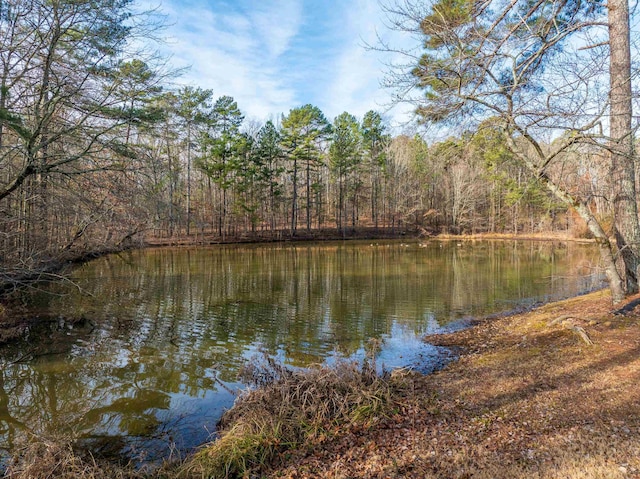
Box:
[384,0,633,302]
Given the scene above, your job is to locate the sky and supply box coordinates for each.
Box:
[159,0,415,127]
[151,0,640,134]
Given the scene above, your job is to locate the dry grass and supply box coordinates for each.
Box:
[185,357,415,479]
[262,290,640,478]
[2,435,188,479]
[6,291,640,479]
[4,437,143,479]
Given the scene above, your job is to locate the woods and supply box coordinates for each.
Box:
[0,0,637,303]
[1,0,640,476]
[0,0,165,286]
[384,0,638,302]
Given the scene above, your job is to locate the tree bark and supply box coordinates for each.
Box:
[609,0,639,294]
[291,157,298,236]
[505,135,626,303]
[306,158,311,231]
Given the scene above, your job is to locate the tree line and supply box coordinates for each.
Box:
[0,0,633,301]
[382,0,638,303]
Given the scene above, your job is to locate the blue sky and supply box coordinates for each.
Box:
[152,0,640,133]
[160,0,413,126]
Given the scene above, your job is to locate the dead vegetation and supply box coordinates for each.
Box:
[185,356,414,479]
[259,290,640,478]
[3,437,143,479]
[3,434,188,479]
[0,302,31,344]
[5,290,640,478]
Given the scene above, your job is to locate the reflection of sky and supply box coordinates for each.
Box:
[0,241,605,464]
[326,322,449,375]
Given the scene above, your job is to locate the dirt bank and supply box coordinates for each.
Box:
[6,290,640,478]
[205,289,640,479]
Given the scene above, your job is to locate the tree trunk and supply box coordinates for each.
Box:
[543,173,625,303]
[505,134,627,304]
[291,158,298,236]
[609,0,639,294]
[306,158,311,231]
[187,123,192,236]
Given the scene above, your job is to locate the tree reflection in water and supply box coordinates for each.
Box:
[0,240,604,464]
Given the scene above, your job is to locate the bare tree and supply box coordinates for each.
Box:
[382,0,637,303]
[0,0,165,286]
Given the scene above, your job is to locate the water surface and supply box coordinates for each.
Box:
[0,240,603,463]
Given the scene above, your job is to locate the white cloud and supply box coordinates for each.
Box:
[158,0,415,127]
[248,0,303,58]
[319,0,414,128]
[162,0,303,118]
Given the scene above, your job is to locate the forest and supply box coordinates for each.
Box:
[0,0,637,302]
[2,0,640,477]
[0,0,593,290]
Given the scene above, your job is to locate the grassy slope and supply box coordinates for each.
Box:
[244,289,640,478]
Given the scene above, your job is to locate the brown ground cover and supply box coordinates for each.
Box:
[259,290,640,479]
[5,289,640,478]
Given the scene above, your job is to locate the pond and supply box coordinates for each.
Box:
[0,240,604,464]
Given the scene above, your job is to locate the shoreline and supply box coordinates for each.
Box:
[4,290,640,477]
[3,233,627,479]
[189,289,640,479]
[436,231,594,243]
[0,230,587,338]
